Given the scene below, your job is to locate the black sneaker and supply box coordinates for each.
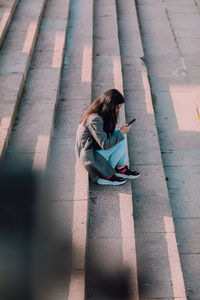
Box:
[115,165,140,179]
[96,174,126,186]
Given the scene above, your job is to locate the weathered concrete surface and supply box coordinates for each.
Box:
[89,184,131,238]
[1,0,198,299]
[136,0,200,298]
[46,1,93,299]
[4,0,72,299]
[0,0,18,48]
[0,0,46,158]
[136,232,175,298]
[5,0,70,155]
[180,254,200,300]
[117,1,188,299]
[86,1,138,300]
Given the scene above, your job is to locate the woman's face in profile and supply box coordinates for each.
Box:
[116,103,123,113]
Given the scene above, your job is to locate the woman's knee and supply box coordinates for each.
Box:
[118,136,127,150]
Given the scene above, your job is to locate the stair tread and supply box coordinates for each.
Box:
[6,1,70,158]
[0,0,46,157]
[0,0,18,48]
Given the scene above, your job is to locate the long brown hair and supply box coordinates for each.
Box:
[79,89,125,135]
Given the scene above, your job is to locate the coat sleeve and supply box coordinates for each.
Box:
[87,114,124,150]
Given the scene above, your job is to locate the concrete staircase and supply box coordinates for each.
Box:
[0,0,187,299]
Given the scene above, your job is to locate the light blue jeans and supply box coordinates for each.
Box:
[95,129,127,169]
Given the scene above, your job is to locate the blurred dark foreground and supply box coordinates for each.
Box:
[0,162,139,300]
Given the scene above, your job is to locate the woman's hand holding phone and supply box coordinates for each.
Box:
[120,124,131,134]
[120,118,136,134]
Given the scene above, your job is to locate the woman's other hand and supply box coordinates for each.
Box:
[120,124,131,134]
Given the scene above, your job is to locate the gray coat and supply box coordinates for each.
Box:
[75,113,124,182]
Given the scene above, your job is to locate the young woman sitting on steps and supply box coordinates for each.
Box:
[75,89,140,186]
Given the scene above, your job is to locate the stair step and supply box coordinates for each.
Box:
[3,2,70,298]
[136,0,200,298]
[0,0,47,159]
[86,1,139,299]
[5,0,71,165]
[46,0,93,298]
[116,0,187,298]
[0,0,18,48]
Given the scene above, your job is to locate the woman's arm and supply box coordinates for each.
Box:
[87,114,124,150]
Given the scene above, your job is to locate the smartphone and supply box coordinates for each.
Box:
[127,118,136,126]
